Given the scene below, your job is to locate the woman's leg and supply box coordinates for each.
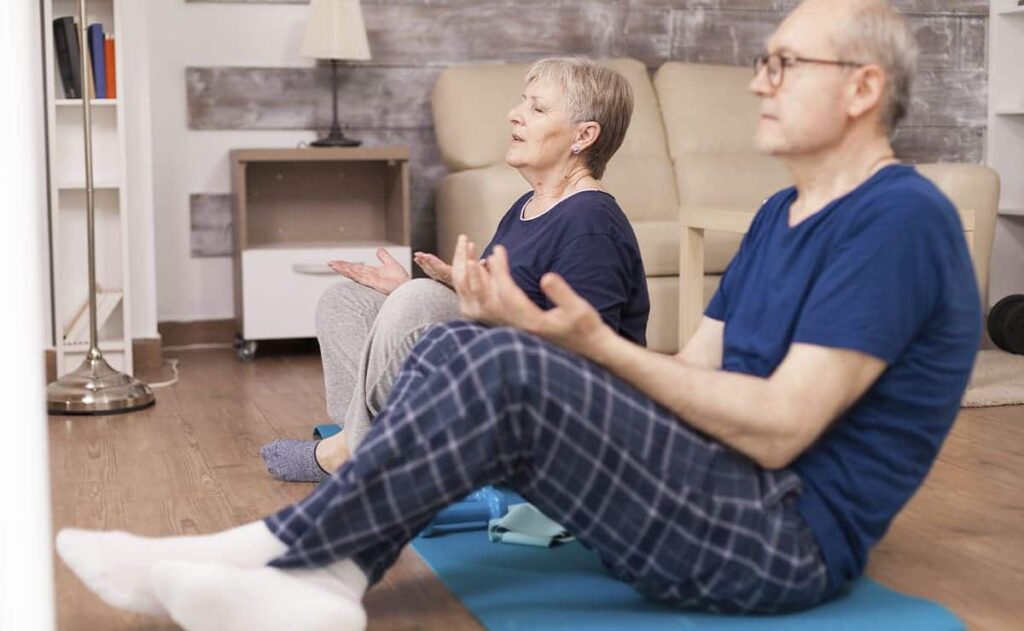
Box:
[261,280,385,481]
[267,279,462,481]
[336,278,461,458]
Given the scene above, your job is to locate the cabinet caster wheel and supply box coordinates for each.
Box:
[235,338,258,361]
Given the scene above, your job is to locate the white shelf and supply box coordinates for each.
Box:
[995,109,1024,116]
[997,6,1024,16]
[55,99,117,107]
[999,207,1024,217]
[43,0,135,377]
[62,340,125,352]
[57,183,121,191]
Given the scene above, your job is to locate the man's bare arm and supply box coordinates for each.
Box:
[674,317,724,370]
[588,328,885,469]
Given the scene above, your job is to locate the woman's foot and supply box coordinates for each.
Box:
[55,521,287,616]
[151,559,367,631]
[260,431,351,482]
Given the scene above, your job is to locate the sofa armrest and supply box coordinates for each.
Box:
[435,165,528,262]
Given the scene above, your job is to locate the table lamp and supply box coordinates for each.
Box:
[302,0,371,147]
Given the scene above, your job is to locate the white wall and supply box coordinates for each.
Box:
[0,1,55,628]
[146,0,318,322]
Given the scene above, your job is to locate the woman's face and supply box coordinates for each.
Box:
[505,77,576,174]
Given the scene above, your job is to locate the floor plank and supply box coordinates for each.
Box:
[50,348,1023,630]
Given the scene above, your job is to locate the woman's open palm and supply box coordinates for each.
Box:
[328,248,410,295]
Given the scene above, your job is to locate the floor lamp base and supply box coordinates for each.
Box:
[47,356,155,415]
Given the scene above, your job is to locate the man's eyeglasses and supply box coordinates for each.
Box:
[753,52,864,89]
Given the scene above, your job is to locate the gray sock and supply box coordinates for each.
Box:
[260,440,329,483]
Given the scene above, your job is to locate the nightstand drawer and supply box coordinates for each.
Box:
[241,245,411,340]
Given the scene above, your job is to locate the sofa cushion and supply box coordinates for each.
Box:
[654,62,761,157]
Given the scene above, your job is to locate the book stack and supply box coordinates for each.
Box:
[52,16,117,100]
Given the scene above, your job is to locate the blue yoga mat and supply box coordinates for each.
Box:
[411,530,964,630]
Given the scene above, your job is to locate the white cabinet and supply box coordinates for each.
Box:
[42,0,135,375]
[231,147,411,359]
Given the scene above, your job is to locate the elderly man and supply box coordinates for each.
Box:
[56,1,980,629]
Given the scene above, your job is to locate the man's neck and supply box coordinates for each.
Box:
[784,132,897,225]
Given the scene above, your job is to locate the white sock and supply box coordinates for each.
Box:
[151,558,368,631]
[55,521,287,616]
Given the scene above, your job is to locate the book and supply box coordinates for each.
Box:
[52,16,82,99]
[88,23,106,99]
[104,35,116,100]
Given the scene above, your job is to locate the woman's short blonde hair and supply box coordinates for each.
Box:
[525,57,633,179]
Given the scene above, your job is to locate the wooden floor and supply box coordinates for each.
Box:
[49,346,1024,630]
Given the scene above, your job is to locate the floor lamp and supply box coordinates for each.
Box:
[47,0,154,415]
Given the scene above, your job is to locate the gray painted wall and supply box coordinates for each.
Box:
[187,0,989,257]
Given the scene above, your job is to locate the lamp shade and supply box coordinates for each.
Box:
[301,0,371,61]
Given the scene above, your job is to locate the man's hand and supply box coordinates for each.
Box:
[328,248,410,295]
[413,251,454,287]
[451,234,613,357]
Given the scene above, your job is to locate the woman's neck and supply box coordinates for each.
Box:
[521,163,600,219]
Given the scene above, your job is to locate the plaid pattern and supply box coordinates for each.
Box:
[265,321,830,613]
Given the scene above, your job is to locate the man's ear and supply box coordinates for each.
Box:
[574,121,602,152]
[847,64,886,123]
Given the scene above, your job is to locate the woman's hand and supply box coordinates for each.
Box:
[328,248,410,295]
[451,234,612,356]
[413,251,454,287]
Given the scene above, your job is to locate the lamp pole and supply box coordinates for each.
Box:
[310,59,361,147]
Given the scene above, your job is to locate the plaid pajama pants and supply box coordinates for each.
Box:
[265,320,830,614]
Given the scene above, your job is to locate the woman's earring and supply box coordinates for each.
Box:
[571,144,581,155]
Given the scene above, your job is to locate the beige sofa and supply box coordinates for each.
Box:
[432,59,1000,352]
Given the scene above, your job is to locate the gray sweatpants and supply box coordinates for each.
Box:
[314,278,462,453]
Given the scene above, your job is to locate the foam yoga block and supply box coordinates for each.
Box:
[411,531,965,631]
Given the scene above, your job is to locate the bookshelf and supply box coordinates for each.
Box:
[42,0,134,376]
[988,1,1024,303]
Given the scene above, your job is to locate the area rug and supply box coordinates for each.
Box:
[962,349,1024,408]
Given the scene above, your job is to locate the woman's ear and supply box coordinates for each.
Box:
[574,121,602,153]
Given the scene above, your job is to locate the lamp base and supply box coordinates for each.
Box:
[47,355,155,415]
[310,127,361,147]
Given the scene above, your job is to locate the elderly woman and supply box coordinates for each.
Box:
[261,56,650,482]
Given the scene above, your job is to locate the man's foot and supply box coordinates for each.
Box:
[55,521,287,616]
[151,559,367,631]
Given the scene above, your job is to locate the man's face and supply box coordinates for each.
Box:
[750,2,854,157]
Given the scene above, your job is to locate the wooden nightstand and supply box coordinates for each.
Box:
[230,146,410,360]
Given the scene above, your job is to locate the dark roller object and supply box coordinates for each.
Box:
[987,294,1024,355]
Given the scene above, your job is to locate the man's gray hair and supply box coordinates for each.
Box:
[525,57,633,180]
[830,1,918,133]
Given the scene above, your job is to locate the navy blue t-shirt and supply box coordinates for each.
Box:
[705,165,980,590]
[481,190,649,346]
